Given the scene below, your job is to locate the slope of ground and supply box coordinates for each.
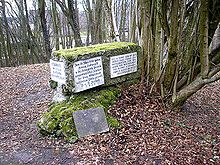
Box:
[0,64,219,165]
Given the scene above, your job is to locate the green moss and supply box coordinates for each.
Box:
[49,80,58,89]
[107,115,122,129]
[53,42,138,60]
[37,86,121,142]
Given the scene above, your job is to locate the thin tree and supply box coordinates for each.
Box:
[38,0,52,57]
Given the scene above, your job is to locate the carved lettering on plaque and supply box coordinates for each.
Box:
[73,56,104,92]
[110,52,137,78]
[50,59,66,84]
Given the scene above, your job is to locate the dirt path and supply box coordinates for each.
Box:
[0,64,219,165]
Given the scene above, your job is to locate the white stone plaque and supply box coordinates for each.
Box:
[73,56,104,92]
[110,52,137,78]
[50,59,66,84]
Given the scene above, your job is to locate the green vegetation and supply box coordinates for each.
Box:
[37,86,122,143]
[53,42,138,60]
[107,115,122,129]
[49,80,58,89]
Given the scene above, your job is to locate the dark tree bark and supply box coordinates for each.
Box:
[67,0,82,47]
[38,0,52,57]
[83,0,104,44]
[199,0,209,78]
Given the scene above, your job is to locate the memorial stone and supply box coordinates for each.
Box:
[38,42,139,140]
[50,42,141,94]
[72,107,109,138]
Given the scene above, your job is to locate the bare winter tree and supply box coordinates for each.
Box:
[83,0,104,44]
[54,0,83,47]
[51,0,60,50]
[0,0,13,66]
[0,0,49,67]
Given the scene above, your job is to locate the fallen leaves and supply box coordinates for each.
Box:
[0,64,219,164]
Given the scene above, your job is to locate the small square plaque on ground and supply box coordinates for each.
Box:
[72,107,109,138]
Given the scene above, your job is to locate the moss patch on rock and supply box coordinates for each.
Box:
[49,80,58,89]
[37,86,122,143]
[53,42,137,60]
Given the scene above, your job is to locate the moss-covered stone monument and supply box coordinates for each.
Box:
[50,42,141,94]
[38,42,141,142]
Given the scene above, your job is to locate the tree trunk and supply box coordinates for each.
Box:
[129,0,138,42]
[153,0,162,82]
[38,0,51,57]
[139,0,152,83]
[1,0,13,66]
[111,0,120,42]
[199,0,209,78]
[119,0,127,41]
[163,0,179,91]
[67,0,82,47]
[0,16,8,66]
[51,0,60,50]
[104,0,120,42]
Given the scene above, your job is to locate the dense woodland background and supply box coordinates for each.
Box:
[0,0,220,106]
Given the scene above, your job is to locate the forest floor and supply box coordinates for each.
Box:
[0,63,219,165]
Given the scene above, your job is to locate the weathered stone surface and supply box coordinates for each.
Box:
[50,42,141,94]
[52,83,66,102]
[72,107,109,138]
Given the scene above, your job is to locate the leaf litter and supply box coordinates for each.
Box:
[0,64,219,164]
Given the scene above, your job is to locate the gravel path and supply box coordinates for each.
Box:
[0,64,219,165]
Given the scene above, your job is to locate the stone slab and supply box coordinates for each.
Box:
[72,107,109,138]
